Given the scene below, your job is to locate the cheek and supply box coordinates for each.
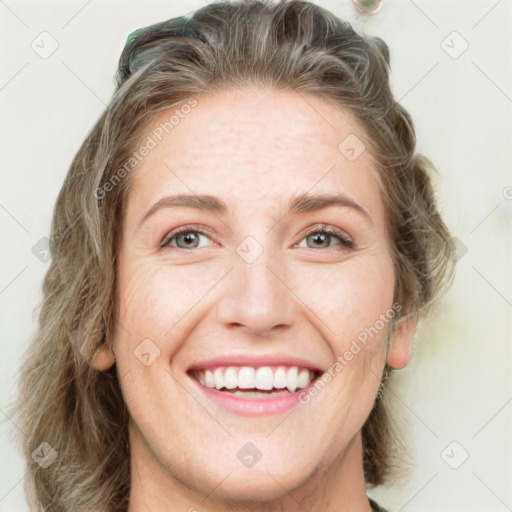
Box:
[116,248,395,352]
[114,258,226,353]
[294,253,395,343]
[119,263,183,333]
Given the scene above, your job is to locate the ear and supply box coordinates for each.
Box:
[91,343,116,371]
[386,315,418,370]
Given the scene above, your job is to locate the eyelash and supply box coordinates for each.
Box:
[160,224,354,251]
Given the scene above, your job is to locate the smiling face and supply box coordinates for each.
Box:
[97,88,415,510]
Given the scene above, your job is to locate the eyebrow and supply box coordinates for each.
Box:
[137,192,372,229]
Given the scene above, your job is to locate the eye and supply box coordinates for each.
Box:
[295,224,354,250]
[160,224,354,252]
[160,225,215,251]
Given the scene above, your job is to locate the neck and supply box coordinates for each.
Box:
[127,429,374,512]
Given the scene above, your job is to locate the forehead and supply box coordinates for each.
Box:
[126,88,384,223]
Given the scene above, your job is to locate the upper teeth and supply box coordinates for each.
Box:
[194,366,316,393]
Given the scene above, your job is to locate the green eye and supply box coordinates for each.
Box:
[161,227,212,250]
[160,224,353,253]
[174,232,203,250]
[299,226,353,250]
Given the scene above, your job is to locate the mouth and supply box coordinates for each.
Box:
[187,365,322,416]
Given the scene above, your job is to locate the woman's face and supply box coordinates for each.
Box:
[105,89,414,506]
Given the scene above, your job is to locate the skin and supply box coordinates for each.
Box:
[93,88,417,512]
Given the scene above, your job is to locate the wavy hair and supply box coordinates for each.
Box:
[12,1,456,510]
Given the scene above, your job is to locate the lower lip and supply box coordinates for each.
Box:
[189,374,317,417]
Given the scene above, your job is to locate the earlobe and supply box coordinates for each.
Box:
[386,315,418,370]
[91,343,116,371]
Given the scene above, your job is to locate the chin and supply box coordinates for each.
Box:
[194,444,320,502]
[203,465,312,503]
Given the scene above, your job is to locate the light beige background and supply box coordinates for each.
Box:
[1,1,511,511]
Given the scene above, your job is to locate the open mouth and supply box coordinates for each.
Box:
[188,365,321,397]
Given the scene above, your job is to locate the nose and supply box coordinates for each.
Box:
[216,244,297,336]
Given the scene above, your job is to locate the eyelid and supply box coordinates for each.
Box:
[299,223,352,243]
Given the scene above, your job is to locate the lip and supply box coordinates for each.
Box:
[186,354,324,373]
[188,372,319,416]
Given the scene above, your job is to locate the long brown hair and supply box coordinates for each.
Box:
[13,1,456,510]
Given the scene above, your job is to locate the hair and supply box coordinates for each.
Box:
[12,1,456,510]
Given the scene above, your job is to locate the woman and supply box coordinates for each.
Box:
[14,1,456,510]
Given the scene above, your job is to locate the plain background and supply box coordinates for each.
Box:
[1,1,511,511]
